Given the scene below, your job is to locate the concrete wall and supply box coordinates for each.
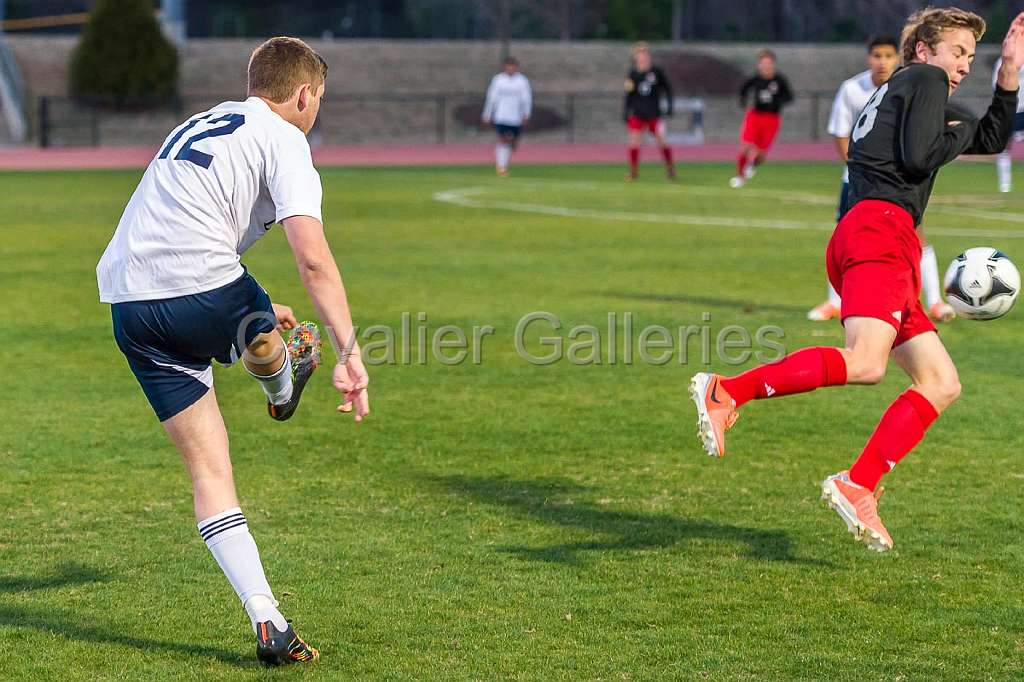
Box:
[6,36,1004,146]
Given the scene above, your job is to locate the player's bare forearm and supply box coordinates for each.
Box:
[996,61,1021,92]
[282,214,370,421]
[281,215,359,358]
[834,137,849,162]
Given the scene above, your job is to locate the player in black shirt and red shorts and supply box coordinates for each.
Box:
[691,7,1024,552]
[731,49,793,188]
[624,42,675,181]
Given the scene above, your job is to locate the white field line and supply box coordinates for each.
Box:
[433,184,1024,238]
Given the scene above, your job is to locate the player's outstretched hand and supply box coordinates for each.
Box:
[333,355,370,422]
[1000,12,1024,76]
[272,303,297,330]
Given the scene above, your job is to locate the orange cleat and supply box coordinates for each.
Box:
[820,471,893,552]
[929,301,956,323]
[807,301,841,322]
[688,373,739,458]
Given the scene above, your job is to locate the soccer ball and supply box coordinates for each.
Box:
[943,247,1020,320]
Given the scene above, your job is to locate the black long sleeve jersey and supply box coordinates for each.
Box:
[848,63,1016,226]
[739,74,793,113]
[624,66,673,119]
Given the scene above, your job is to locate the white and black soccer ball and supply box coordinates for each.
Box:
[943,247,1020,320]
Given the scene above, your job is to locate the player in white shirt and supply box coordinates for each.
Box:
[96,37,369,666]
[992,57,1024,191]
[482,56,532,176]
[807,36,956,323]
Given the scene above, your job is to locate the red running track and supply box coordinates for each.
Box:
[0,141,1018,170]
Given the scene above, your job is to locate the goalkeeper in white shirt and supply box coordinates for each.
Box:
[482,56,532,176]
[96,37,370,666]
[807,35,956,323]
[992,56,1024,192]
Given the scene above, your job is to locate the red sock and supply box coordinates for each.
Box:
[849,390,939,491]
[629,147,639,174]
[720,347,847,408]
[661,145,674,168]
[736,153,747,176]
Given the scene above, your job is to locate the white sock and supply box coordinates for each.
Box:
[997,150,1012,188]
[247,352,293,405]
[198,507,288,633]
[496,143,511,170]
[920,244,942,307]
[827,281,841,306]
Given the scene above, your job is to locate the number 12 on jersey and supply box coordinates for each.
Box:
[158,113,246,169]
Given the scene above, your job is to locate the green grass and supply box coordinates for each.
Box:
[2,160,1024,680]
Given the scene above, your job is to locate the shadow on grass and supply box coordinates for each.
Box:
[593,291,807,315]
[430,474,833,567]
[0,604,251,667]
[0,562,106,593]
[0,562,251,668]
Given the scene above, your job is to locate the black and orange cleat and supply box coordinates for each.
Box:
[268,321,322,422]
[256,620,320,666]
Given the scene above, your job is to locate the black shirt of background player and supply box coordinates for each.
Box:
[739,75,793,113]
[847,63,1015,226]
[624,67,673,120]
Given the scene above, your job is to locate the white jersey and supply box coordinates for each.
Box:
[482,72,532,126]
[97,97,322,303]
[991,59,1024,113]
[827,70,879,183]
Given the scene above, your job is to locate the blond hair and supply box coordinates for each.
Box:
[631,41,649,56]
[900,6,985,64]
[247,37,328,103]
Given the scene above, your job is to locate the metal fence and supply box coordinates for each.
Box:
[34,90,997,148]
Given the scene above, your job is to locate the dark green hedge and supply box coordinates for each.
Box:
[69,0,179,109]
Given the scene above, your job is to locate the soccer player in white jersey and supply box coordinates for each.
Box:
[482,56,532,176]
[992,57,1024,191]
[96,37,370,665]
[808,36,957,323]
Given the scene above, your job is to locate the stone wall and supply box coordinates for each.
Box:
[6,36,1003,146]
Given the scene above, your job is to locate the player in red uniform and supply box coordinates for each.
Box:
[624,42,675,181]
[691,7,1024,552]
[731,49,793,188]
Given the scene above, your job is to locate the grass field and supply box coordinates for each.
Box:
[2,160,1024,680]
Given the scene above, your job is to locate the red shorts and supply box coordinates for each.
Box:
[627,115,665,135]
[740,109,781,151]
[826,199,936,347]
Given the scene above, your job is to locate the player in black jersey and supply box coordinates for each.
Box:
[731,49,793,188]
[623,42,676,181]
[691,7,1024,553]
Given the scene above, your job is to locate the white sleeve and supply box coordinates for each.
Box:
[483,76,498,120]
[826,84,854,138]
[265,127,323,224]
[993,59,1001,89]
[521,77,532,119]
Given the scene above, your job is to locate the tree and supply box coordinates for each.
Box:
[70,0,178,109]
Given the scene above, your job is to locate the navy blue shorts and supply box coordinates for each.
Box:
[836,181,852,221]
[1014,111,1024,133]
[494,123,522,140]
[111,271,276,422]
